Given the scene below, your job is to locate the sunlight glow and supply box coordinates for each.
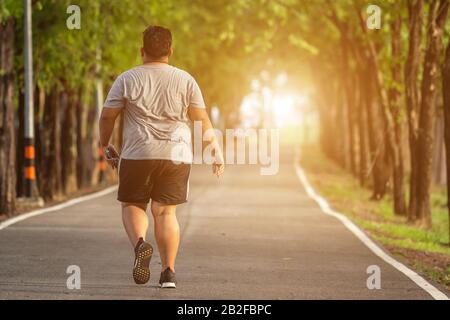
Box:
[240,72,309,128]
[240,92,307,128]
[240,93,261,128]
[271,94,304,127]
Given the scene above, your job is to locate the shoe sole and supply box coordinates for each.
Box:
[133,242,153,285]
[160,282,176,288]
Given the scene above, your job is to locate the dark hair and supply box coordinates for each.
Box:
[142,26,172,59]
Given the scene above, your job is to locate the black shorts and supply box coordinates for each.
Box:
[118,159,191,205]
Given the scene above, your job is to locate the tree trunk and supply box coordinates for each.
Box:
[313,60,338,161]
[340,28,357,175]
[442,34,450,244]
[40,88,62,201]
[388,7,407,215]
[350,41,389,197]
[414,0,449,228]
[354,6,399,202]
[336,83,347,168]
[0,18,17,216]
[16,89,24,197]
[357,77,368,186]
[359,60,388,199]
[34,86,45,195]
[405,0,424,221]
[433,112,446,185]
[76,87,88,189]
[60,91,78,194]
[89,88,102,186]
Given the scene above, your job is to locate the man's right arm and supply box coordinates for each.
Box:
[99,107,122,168]
[99,74,126,168]
[99,107,122,148]
[187,107,224,177]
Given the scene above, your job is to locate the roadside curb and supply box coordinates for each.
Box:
[0,186,117,231]
[294,156,449,300]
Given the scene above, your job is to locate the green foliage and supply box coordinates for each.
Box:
[2,0,447,123]
[2,0,336,113]
[0,0,23,21]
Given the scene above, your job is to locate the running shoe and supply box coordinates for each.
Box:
[159,267,177,288]
[133,237,153,284]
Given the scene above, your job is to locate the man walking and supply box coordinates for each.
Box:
[99,26,224,288]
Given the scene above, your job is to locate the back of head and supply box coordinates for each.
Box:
[142,26,172,60]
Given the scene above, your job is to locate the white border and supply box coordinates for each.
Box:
[0,186,117,231]
[294,158,449,300]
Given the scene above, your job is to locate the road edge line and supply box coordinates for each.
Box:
[294,159,449,300]
[0,185,118,231]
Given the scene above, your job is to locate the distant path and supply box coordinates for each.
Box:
[0,150,444,299]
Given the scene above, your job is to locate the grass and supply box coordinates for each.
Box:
[300,145,450,291]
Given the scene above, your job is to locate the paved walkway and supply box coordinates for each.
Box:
[0,150,442,299]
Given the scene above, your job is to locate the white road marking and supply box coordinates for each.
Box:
[0,186,117,231]
[294,158,449,300]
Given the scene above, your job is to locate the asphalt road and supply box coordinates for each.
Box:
[0,150,444,299]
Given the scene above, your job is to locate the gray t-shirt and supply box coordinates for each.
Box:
[104,64,205,163]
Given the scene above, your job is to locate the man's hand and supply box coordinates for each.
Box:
[213,162,225,177]
[102,144,120,169]
[212,142,225,177]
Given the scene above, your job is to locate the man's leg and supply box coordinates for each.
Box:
[122,202,149,247]
[122,202,153,284]
[151,200,179,272]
